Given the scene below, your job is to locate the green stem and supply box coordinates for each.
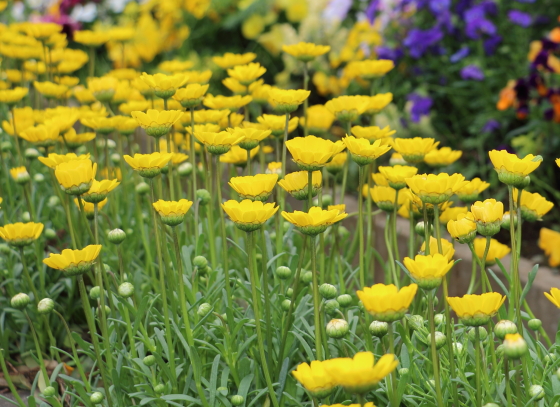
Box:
[166,131,175,200]
[260,227,274,373]
[0,349,26,407]
[387,323,399,407]
[189,107,199,252]
[427,292,444,407]
[205,149,217,267]
[358,166,365,288]
[310,234,323,361]
[475,327,482,407]
[19,247,39,301]
[303,62,309,138]
[24,311,50,387]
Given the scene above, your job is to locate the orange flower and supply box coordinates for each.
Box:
[497,82,516,111]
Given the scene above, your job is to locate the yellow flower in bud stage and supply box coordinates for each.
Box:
[212,52,257,69]
[80,116,115,135]
[43,245,102,276]
[489,149,542,187]
[55,159,97,195]
[0,222,44,247]
[184,70,213,85]
[257,114,299,138]
[278,171,322,200]
[439,206,468,224]
[424,147,463,167]
[392,137,439,163]
[266,161,282,176]
[131,109,183,138]
[291,360,336,398]
[286,136,346,171]
[38,153,91,169]
[364,93,393,114]
[220,146,259,166]
[471,199,504,236]
[370,186,407,212]
[378,165,418,190]
[74,198,108,219]
[82,179,120,203]
[539,228,560,267]
[358,283,418,322]
[404,253,454,290]
[222,200,278,232]
[282,206,347,236]
[447,212,477,244]
[74,30,110,47]
[325,152,347,175]
[19,123,59,147]
[513,189,554,221]
[195,131,245,155]
[457,177,491,203]
[228,127,271,150]
[158,60,194,73]
[61,129,96,149]
[282,42,331,61]
[10,166,30,184]
[229,174,278,201]
[139,72,188,99]
[268,88,310,114]
[152,199,193,226]
[0,87,29,105]
[420,236,455,261]
[406,173,467,205]
[325,95,370,122]
[119,100,151,115]
[227,63,266,86]
[112,116,138,136]
[21,22,62,40]
[173,84,209,108]
[351,125,396,141]
[544,287,560,308]
[203,94,252,111]
[124,153,173,178]
[473,237,510,266]
[371,173,389,186]
[192,110,229,124]
[300,105,335,134]
[447,292,506,326]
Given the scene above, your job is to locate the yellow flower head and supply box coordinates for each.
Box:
[471,199,504,236]
[228,127,271,150]
[268,88,310,113]
[0,87,29,104]
[123,152,172,178]
[82,179,120,203]
[403,253,454,289]
[152,199,193,226]
[322,352,397,395]
[282,42,330,61]
[365,93,393,114]
[351,125,396,142]
[292,360,337,398]
[325,152,347,175]
[392,137,439,163]
[54,158,97,195]
[372,172,389,186]
[222,200,278,232]
[172,84,209,108]
[488,149,542,187]
[424,147,463,167]
[369,186,408,212]
[282,206,347,235]
[473,237,510,266]
[539,228,560,267]
[45,112,80,132]
[544,287,560,308]
[342,136,391,166]
[357,283,418,322]
[9,166,30,184]
[73,30,110,47]
[204,94,252,111]
[74,197,108,216]
[131,109,183,138]
[0,222,44,247]
[257,114,299,138]
[447,292,506,326]
[266,161,282,176]
[111,116,138,136]
[73,87,97,104]
[195,131,244,154]
[447,212,477,244]
[378,165,418,190]
[184,70,213,85]
[420,236,455,261]
[158,60,194,73]
[227,62,266,86]
[19,123,59,147]
[192,110,229,124]
[278,171,322,200]
[33,81,69,99]
[43,245,102,276]
[38,153,90,169]
[405,173,467,205]
[212,52,257,69]
[325,95,370,122]
[87,76,119,103]
[513,189,554,221]
[80,116,115,135]
[21,22,62,39]
[139,72,188,98]
[456,177,490,203]
[251,83,273,104]
[228,174,278,201]
[286,135,346,171]
[346,59,394,79]
[220,146,259,166]
[300,105,335,134]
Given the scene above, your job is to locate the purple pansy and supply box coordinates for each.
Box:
[376,46,404,62]
[404,27,444,58]
[508,10,532,27]
[464,5,497,39]
[460,65,485,81]
[450,46,469,63]
[407,93,433,122]
[482,119,500,133]
[366,0,380,24]
[483,35,502,55]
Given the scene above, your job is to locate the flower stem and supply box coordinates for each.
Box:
[260,227,274,373]
[204,149,217,267]
[386,323,399,407]
[303,62,309,138]
[358,165,365,288]
[427,292,444,407]
[166,131,175,201]
[189,107,199,251]
[23,311,50,387]
[310,234,323,361]
[19,247,38,301]
[475,326,483,407]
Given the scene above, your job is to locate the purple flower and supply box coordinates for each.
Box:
[429,0,450,14]
[515,0,535,3]
[407,93,433,123]
[404,27,444,58]
[460,65,485,81]
[482,119,500,133]
[484,35,502,55]
[323,0,352,23]
[450,46,469,63]
[480,0,498,15]
[366,0,380,24]
[376,46,403,62]
[464,5,496,39]
[508,10,532,27]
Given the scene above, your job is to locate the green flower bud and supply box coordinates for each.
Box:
[136,182,150,195]
[43,386,56,397]
[319,283,338,299]
[556,367,560,380]
[545,353,558,364]
[476,221,501,237]
[143,355,156,366]
[453,342,464,357]
[528,384,544,400]
[483,404,500,407]
[321,194,332,207]
[428,331,447,350]
[38,298,55,314]
[324,299,339,316]
[47,195,60,208]
[44,228,57,239]
[90,286,101,299]
[398,368,409,376]
[118,282,134,298]
[408,315,425,330]
[301,270,313,284]
[255,253,262,262]
[338,226,349,238]
[496,344,505,358]
[504,334,527,359]
[282,222,290,233]
[108,228,126,244]
[11,293,30,309]
[33,173,45,183]
[22,212,31,222]
[154,384,165,394]
[468,327,488,342]
[501,212,517,231]
[197,303,212,317]
[193,256,208,268]
[415,221,432,237]
[337,294,353,308]
[275,266,292,280]
[326,318,349,339]
[369,321,388,338]
[494,320,517,340]
[286,288,293,297]
[281,299,291,312]
[110,153,120,164]
[96,305,111,317]
[1,141,12,152]
[25,148,40,159]
[528,319,542,331]
[0,244,9,254]
[217,387,228,396]
[178,162,193,176]
[434,314,445,326]
[231,395,244,406]
[90,392,104,404]
[197,189,211,205]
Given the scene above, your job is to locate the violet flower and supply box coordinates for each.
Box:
[450,46,469,63]
[464,5,497,39]
[460,65,485,81]
[404,27,444,58]
[508,10,532,27]
[484,35,502,55]
[482,119,500,133]
[407,93,433,122]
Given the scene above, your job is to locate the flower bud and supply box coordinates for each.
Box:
[25,148,40,159]
[286,288,293,297]
[321,194,332,207]
[38,298,55,314]
[43,386,56,397]
[545,353,558,364]
[108,228,126,244]
[96,305,111,317]
[528,319,542,331]
[118,282,134,298]
[282,222,290,232]
[154,384,165,394]
[415,221,432,237]
[324,299,339,316]
[468,327,488,342]
[337,294,352,308]
[197,189,211,205]
[326,318,349,339]
[231,395,244,406]
[281,299,291,311]
[1,141,12,152]
[434,314,445,326]
[556,367,560,380]
[408,315,425,330]
[193,256,208,268]
[136,182,150,195]
[501,212,517,231]
[90,286,101,300]
[90,392,104,404]
[275,266,292,280]
[483,404,500,407]
[528,384,544,400]
[301,270,313,284]
[143,355,156,366]
[11,293,30,309]
[496,344,504,358]
[45,228,57,239]
[453,342,464,357]
[338,226,349,238]
[197,303,212,317]
[428,331,447,350]
[503,333,527,359]
[48,195,60,208]
[369,321,388,338]
[22,212,31,222]
[110,153,120,164]
[217,387,228,396]
[398,368,409,376]
[34,173,45,183]
[178,162,193,176]
[0,244,9,254]
[494,320,517,340]
[319,283,337,299]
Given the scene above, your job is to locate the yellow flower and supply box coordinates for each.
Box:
[286,136,346,171]
[152,199,193,226]
[257,114,299,138]
[424,147,463,167]
[204,94,252,111]
[282,206,347,236]
[251,83,273,104]
[325,95,370,122]
[456,178,490,203]
[80,116,115,135]
[0,87,29,104]
[420,237,455,261]
[300,105,335,134]
[158,60,194,73]
[87,76,119,103]
[513,189,554,221]
[227,63,266,86]
[19,123,59,147]
[195,131,244,154]
[21,22,62,40]
[172,153,189,165]
[220,146,259,166]
[371,173,389,186]
[228,127,271,150]
[82,179,120,203]
[328,204,346,213]
[266,161,282,176]
[10,166,30,184]
[342,136,391,166]
[124,152,172,178]
[346,59,394,79]
[43,245,102,276]
[539,228,560,267]
[325,152,347,175]
[112,116,138,136]
[447,292,506,326]
[0,222,44,247]
[292,360,337,398]
[38,153,91,169]
[74,30,110,47]
[229,174,278,201]
[173,84,209,108]
[213,52,257,69]
[403,254,454,289]
[370,186,407,212]
[405,173,467,204]
[282,42,331,61]
[351,125,396,142]
[357,283,417,322]
[222,200,278,231]
[278,171,322,200]
[268,88,310,113]
[184,70,213,85]
[439,206,469,224]
[392,138,439,163]
[544,287,560,308]
[471,199,504,236]
[473,237,510,266]
[446,211,476,243]
[488,149,542,187]
[55,159,97,195]
[378,165,418,190]
[131,109,183,138]
[74,198,108,219]
[365,93,393,114]
[55,76,79,87]
[192,110,230,124]
[139,72,188,99]
[323,352,397,395]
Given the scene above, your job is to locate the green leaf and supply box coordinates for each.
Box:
[519,264,539,304]
[237,373,254,407]
[291,330,315,361]
[209,355,221,407]
[276,357,290,402]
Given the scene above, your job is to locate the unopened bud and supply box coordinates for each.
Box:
[136,182,150,195]
[38,298,55,314]
[143,355,156,366]
[281,299,291,311]
[108,228,126,244]
[48,195,60,208]
[468,327,488,342]
[11,293,30,309]
[408,315,425,330]
[301,270,313,284]
[118,282,134,298]
[528,384,544,400]
[25,148,40,159]
[494,320,517,340]
[275,266,292,280]
[22,211,31,222]
[178,162,193,176]
[197,303,212,317]
[503,333,527,359]
[231,395,244,406]
[110,153,120,164]
[369,321,388,338]
[324,299,339,316]
[428,331,447,350]
[528,319,542,331]
[319,283,337,299]
[326,319,349,339]
[398,368,409,376]
[90,392,104,404]
[45,228,57,239]
[34,173,45,183]
[545,353,558,364]
[90,286,101,299]
[453,342,464,357]
[197,189,211,205]
[43,386,56,397]
[193,256,208,268]
[286,288,293,297]
[154,384,165,394]
[337,294,352,308]
[434,314,445,325]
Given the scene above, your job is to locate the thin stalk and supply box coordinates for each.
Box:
[303,62,309,138]
[386,323,399,407]
[481,236,492,293]
[166,131,175,200]
[247,149,252,176]
[366,163,374,280]
[189,107,199,251]
[384,213,398,286]
[204,149,217,267]
[19,247,39,301]
[23,311,50,387]
[358,165,365,288]
[22,185,36,221]
[515,189,523,332]
[0,349,26,407]
[427,292,444,407]
[260,227,274,373]
[475,327,482,407]
[507,186,520,325]
[505,356,513,407]
[11,106,23,165]
[310,234,323,361]
[216,160,232,318]
[392,189,400,263]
